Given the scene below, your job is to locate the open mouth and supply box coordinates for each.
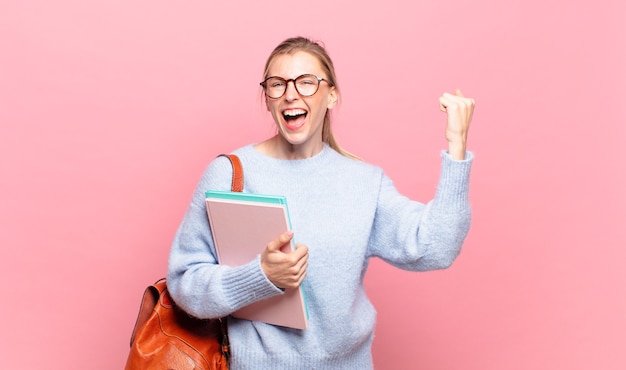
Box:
[283,109,307,122]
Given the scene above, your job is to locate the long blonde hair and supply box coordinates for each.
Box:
[262,37,359,160]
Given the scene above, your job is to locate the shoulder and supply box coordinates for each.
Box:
[332,147,382,172]
[207,145,255,170]
[325,148,386,186]
[198,145,255,191]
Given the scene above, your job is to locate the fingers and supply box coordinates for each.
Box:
[266,231,294,252]
[286,251,308,287]
[439,89,475,112]
[261,232,309,289]
[282,244,308,288]
[439,92,456,112]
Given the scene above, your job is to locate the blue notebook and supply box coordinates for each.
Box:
[205,190,308,329]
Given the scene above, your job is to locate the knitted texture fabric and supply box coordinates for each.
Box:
[167,144,473,369]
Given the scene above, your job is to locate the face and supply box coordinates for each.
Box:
[265,51,337,157]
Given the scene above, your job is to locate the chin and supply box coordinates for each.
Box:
[282,135,309,147]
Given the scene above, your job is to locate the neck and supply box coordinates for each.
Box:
[255,135,323,160]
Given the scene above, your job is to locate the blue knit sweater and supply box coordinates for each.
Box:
[167,144,473,369]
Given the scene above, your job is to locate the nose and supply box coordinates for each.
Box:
[284,80,299,101]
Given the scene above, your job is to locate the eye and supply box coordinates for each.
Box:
[265,77,285,88]
[297,76,317,86]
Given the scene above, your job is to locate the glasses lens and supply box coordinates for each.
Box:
[264,77,286,99]
[294,74,319,97]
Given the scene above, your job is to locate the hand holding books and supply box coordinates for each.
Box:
[261,231,309,290]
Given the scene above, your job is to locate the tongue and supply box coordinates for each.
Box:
[285,114,306,131]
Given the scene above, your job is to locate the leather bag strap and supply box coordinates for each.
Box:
[218,154,243,192]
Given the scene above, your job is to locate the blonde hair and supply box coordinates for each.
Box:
[262,37,360,160]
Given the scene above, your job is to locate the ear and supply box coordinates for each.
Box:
[326,87,338,110]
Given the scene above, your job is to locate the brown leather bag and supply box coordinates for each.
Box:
[125,154,243,370]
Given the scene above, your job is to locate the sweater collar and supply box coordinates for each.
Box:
[244,142,336,171]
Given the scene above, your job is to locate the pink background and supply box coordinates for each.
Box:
[1,0,625,369]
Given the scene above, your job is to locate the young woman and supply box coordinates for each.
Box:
[167,36,475,369]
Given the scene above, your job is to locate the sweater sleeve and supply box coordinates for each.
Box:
[367,151,473,271]
[166,156,283,319]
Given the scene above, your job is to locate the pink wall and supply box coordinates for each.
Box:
[1,1,624,369]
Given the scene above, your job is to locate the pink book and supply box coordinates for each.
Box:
[205,190,308,330]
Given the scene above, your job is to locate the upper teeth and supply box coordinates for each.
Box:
[284,109,306,116]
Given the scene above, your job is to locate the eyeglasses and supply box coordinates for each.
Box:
[260,74,333,99]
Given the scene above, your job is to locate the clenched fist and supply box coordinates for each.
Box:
[439,89,475,160]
